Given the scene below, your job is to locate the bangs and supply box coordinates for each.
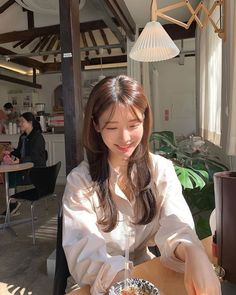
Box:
[100,101,145,130]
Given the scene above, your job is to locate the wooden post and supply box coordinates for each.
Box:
[59,0,84,175]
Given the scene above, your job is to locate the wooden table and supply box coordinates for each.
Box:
[67,237,213,295]
[0,162,34,230]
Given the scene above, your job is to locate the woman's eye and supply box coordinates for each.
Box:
[106,127,117,130]
[129,123,140,128]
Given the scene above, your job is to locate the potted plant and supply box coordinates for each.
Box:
[150,131,228,239]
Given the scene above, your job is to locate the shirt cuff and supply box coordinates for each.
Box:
[90,256,126,295]
[160,229,202,273]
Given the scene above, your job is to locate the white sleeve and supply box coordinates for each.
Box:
[154,160,203,272]
[62,169,126,294]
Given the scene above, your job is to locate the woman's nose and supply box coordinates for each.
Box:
[119,128,131,142]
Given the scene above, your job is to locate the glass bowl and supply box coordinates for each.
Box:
[109,278,159,295]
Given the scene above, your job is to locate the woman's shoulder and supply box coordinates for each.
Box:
[28,129,44,139]
[149,152,172,167]
[149,152,174,177]
[66,160,92,188]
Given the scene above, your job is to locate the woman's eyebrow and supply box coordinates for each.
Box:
[104,120,118,124]
[128,118,140,122]
[105,118,141,124]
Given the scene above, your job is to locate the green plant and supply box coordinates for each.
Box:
[150,131,228,239]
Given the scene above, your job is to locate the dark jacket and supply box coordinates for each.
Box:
[11,129,46,167]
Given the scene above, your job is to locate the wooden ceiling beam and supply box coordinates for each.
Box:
[46,35,58,52]
[90,0,126,49]
[99,29,111,55]
[20,37,35,49]
[0,19,118,45]
[53,38,61,59]
[0,25,60,44]
[31,36,47,53]
[88,31,99,55]
[104,0,136,41]
[81,32,89,57]
[27,10,34,29]
[43,35,58,61]
[0,73,42,89]
[81,20,108,32]
[41,62,61,73]
[83,54,126,66]
[13,40,26,48]
[0,46,44,71]
[42,54,127,73]
[38,35,51,51]
[0,0,15,14]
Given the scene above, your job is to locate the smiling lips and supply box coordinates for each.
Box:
[116,144,132,153]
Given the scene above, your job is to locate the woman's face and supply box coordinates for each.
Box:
[19,117,32,133]
[95,103,144,165]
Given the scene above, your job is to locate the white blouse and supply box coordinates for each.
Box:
[62,153,201,294]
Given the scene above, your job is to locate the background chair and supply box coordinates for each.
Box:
[53,206,70,295]
[5,161,61,244]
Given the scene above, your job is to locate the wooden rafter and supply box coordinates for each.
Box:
[42,54,127,73]
[20,37,35,49]
[13,40,26,48]
[27,10,34,29]
[88,31,99,55]
[81,32,89,57]
[0,20,117,44]
[0,73,42,88]
[0,0,15,14]
[0,46,44,71]
[13,38,34,49]
[38,35,51,51]
[83,54,127,66]
[103,0,136,41]
[54,38,60,58]
[46,35,58,52]
[90,0,126,49]
[31,36,47,53]
[0,25,60,44]
[43,35,58,61]
[99,29,111,55]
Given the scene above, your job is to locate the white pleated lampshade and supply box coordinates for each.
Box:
[129,21,180,62]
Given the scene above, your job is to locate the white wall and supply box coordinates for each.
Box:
[0,68,127,114]
[150,56,196,137]
[82,67,127,81]
[0,69,61,113]
[36,73,62,113]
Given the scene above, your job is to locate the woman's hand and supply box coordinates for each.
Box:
[13,157,20,164]
[176,243,221,295]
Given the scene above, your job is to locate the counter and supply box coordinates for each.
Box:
[0,133,66,184]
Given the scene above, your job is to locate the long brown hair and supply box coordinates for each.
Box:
[83,75,157,232]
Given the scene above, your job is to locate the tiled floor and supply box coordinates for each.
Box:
[0,184,65,295]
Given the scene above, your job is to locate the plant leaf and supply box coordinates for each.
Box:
[175,165,207,189]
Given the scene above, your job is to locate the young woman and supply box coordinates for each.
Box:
[3,112,46,216]
[63,75,221,295]
[11,112,46,167]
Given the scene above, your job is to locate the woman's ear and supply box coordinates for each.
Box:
[93,120,100,133]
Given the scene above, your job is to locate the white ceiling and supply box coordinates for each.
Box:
[123,0,200,27]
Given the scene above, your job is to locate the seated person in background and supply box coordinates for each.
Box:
[3,102,18,122]
[1,112,46,216]
[0,108,7,134]
[62,75,221,295]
